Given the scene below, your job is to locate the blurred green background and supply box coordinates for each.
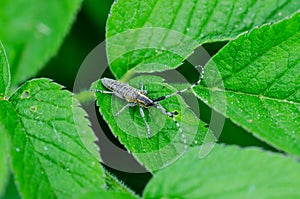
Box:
[38,0,114,90]
[2,0,279,197]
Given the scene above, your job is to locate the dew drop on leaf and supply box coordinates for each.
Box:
[21,90,30,99]
[30,105,37,112]
[36,22,51,35]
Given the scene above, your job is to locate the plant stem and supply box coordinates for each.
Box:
[119,69,135,82]
[74,90,95,104]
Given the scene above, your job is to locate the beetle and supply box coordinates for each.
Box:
[93,66,204,150]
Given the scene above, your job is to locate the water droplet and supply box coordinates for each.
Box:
[16,148,20,152]
[21,90,30,99]
[30,105,37,112]
[43,146,48,151]
[66,168,70,171]
[36,22,51,35]
[239,7,243,11]
[235,25,239,28]
[278,12,282,16]
[186,28,190,32]
[194,140,198,144]
[247,119,253,123]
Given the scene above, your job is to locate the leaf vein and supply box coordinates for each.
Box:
[197,0,219,37]
[215,29,300,88]
[264,0,291,22]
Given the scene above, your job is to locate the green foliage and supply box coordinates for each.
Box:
[0,43,104,199]
[104,171,137,195]
[77,190,139,199]
[0,0,83,86]
[194,12,300,157]
[144,145,300,198]
[9,79,104,198]
[0,101,14,197]
[0,0,299,198]
[0,41,10,98]
[107,0,300,79]
[0,131,8,197]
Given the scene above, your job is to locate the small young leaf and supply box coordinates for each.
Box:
[8,78,104,199]
[106,0,300,79]
[104,171,138,197]
[0,0,83,86]
[0,101,16,197]
[0,41,10,98]
[194,12,300,156]
[144,145,300,198]
[92,75,213,172]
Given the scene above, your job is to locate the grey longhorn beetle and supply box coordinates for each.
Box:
[93,66,204,150]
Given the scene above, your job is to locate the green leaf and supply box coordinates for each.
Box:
[0,41,10,98]
[194,12,300,156]
[0,0,83,86]
[92,75,214,172]
[104,171,138,197]
[8,78,104,199]
[0,131,9,197]
[144,145,300,198]
[77,190,139,199]
[0,101,16,197]
[1,174,21,199]
[106,0,300,79]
